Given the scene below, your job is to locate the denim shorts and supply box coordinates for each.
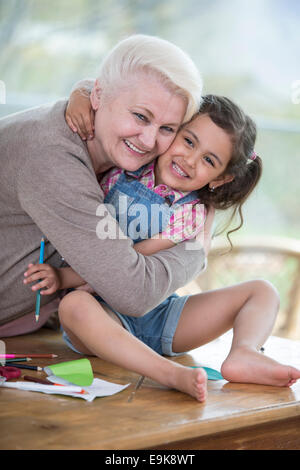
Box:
[62,293,190,357]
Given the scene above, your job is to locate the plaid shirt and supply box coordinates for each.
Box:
[99,161,206,243]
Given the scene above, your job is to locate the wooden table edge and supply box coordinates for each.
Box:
[111,401,300,450]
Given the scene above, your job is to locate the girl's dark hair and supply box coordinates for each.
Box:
[195,94,262,247]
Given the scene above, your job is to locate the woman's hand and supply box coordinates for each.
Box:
[23,263,62,295]
[65,89,95,141]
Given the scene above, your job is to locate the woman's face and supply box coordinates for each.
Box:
[155,113,233,192]
[90,75,186,172]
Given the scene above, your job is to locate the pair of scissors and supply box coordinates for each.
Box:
[0,366,22,382]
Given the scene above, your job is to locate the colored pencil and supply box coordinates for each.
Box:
[8,364,43,371]
[35,236,45,322]
[4,358,32,363]
[23,375,61,386]
[0,354,57,359]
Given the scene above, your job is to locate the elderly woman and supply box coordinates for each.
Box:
[0,35,207,337]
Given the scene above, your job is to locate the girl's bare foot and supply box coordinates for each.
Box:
[168,365,208,402]
[221,346,300,387]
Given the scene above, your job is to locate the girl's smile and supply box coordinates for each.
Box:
[155,113,234,192]
[170,160,190,178]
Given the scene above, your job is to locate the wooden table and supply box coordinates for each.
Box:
[1,329,300,450]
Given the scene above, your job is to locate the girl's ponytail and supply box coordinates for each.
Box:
[224,154,262,247]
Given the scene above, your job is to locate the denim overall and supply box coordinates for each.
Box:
[62,165,199,357]
[103,164,199,243]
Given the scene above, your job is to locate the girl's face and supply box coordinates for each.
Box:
[90,74,186,173]
[155,113,233,192]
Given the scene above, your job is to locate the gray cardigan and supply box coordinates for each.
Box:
[0,100,205,326]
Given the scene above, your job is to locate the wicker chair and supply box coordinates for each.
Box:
[176,236,300,340]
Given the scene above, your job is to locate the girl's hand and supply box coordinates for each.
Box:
[65,89,95,141]
[23,263,61,295]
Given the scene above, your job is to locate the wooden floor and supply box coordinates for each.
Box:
[1,328,300,450]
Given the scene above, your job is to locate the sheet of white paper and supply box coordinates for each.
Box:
[47,375,130,402]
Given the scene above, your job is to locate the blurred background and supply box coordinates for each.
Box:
[0,0,299,337]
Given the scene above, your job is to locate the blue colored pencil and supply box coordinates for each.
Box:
[35,237,45,323]
[5,358,32,363]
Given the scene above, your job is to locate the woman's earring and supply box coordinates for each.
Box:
[209,186,215,192]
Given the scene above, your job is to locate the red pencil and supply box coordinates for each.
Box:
[23,375,63,386]
[0,354,58,359]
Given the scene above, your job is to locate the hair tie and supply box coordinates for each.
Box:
[249,151,257,161]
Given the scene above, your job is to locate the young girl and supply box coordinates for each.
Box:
[23,95,300,401]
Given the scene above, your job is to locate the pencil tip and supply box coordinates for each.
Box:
[35,315,39,322]
[52,354,58,358]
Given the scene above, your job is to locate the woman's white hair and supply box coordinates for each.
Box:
[97,34,203,123]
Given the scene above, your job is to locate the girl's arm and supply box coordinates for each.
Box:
[133,236,175,256]
[65,79,95,141]
[135,204,214,257]
[56,267,86,290]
